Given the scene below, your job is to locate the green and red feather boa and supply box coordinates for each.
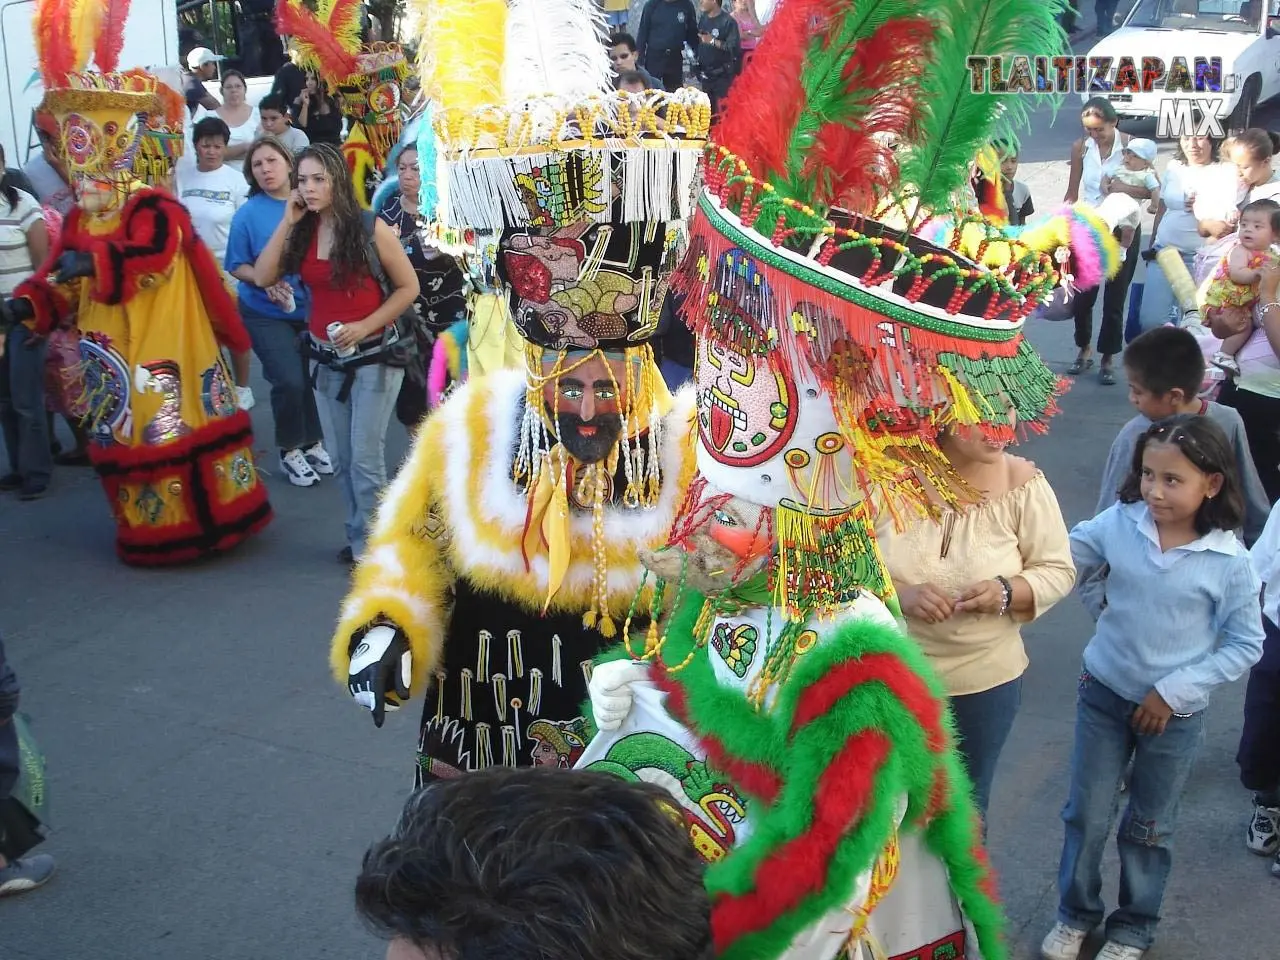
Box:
[597,591,1007,959]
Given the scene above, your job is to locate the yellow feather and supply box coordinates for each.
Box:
[68,0,106,72]
[405,0,506,145]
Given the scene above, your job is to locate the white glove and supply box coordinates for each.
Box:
[348,624,412,727]
[236,385,256,411]
[588,660,651,731]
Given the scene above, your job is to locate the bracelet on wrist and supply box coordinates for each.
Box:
[995,575,1013,616]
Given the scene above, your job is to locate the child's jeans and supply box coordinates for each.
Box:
[1057,671,1205,950]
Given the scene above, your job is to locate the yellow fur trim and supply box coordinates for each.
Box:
[330,409,454,696]
[330,369,698,700]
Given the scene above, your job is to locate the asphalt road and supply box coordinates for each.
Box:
[2,48,1276,960]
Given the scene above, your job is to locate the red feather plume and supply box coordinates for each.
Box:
[94,0,132,72]
[714,0,836,184]
[274,0,361,80]
[34,0,77,87]
[805,16,933,213]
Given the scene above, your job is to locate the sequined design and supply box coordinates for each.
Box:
[201,362,238,417]
[229,453,254,490]
[78,334,131,446]
[138,360,192,444]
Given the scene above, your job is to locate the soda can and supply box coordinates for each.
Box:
[327,321,357,358]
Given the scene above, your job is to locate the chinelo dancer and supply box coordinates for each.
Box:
[0,0,270,565]
[574,1,1124,958]
[329,0,711,782]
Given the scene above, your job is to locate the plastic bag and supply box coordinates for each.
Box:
[0,714,50,860]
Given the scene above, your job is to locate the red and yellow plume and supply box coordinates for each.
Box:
[274,0,363,82]
[34,0,132,87]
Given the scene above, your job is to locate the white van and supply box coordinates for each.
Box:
[0,0,180,167]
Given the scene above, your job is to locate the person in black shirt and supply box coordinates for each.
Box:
[271,44,307,113]
[695,0,740,118]
[291,74,344,147]
[636,0,700,92]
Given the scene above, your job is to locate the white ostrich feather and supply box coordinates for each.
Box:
[500,0,614,106]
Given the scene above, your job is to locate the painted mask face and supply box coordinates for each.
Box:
[696,338,798,468]
[541,352,630,463]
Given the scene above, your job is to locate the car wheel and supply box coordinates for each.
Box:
[1229,77,1259,133]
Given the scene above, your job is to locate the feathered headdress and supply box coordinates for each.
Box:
[34,0,181,181]
[404,0,710,230]
[676,0,1119,530]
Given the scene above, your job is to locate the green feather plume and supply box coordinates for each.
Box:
[896,0,1068,216]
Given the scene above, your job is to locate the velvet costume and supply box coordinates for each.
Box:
[18,189,270,564]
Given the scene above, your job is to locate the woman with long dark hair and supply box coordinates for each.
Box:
[251,144,418,562]
[225,136,330,487]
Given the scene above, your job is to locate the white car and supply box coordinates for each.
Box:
[1084,0,1280,130]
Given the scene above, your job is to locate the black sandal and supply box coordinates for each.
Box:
[1066,356,1095,376]
[1099,366,1117,385]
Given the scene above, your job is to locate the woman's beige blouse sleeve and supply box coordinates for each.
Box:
[1014,473,1077,622]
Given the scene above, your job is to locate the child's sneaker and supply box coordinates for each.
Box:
[1040,922,1088,960]
[1247,798,1280,856]
[1095,942,1145,960]
[0,854,56,896]
[1211,351,1241,376]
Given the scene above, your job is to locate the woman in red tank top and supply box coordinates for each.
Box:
[248,144,419,563]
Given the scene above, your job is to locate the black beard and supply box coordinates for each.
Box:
[556,412,623,464]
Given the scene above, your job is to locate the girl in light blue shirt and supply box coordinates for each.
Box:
[1042,414,1264,960]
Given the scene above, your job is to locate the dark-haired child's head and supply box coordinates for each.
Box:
[991,138,1019,180]
[258,93,293,138]
[1118,414,1243,535]
[356,767,712,960]
[1122,327,1206,420]
[1238,197,1280,253]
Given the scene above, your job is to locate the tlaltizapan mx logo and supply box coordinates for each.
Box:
[967,55,1230,137]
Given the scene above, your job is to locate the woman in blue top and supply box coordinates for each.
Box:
[224,136,331,487]
[1042,415,1264,960]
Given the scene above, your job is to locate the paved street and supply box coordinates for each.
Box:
[2,47,1277,960]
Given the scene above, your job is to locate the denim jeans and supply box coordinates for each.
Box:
[1137,247,1195,333]
[242,311,322,452]
[311,362,404,556]
[0,325,52,486]
[1057,672,1205,950]
[949,675,1023,822]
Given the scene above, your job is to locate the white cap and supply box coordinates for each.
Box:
[1123,138,1157,165]
[186,47,225,69]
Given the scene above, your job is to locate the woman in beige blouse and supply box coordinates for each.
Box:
[877,422,1076,820]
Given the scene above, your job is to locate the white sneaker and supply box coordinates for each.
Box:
[1041,922,1088,960]
[279,448,320,487]
[303,442,334,476]
[1095,942,1145,960]
[1247,799,1280,856]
